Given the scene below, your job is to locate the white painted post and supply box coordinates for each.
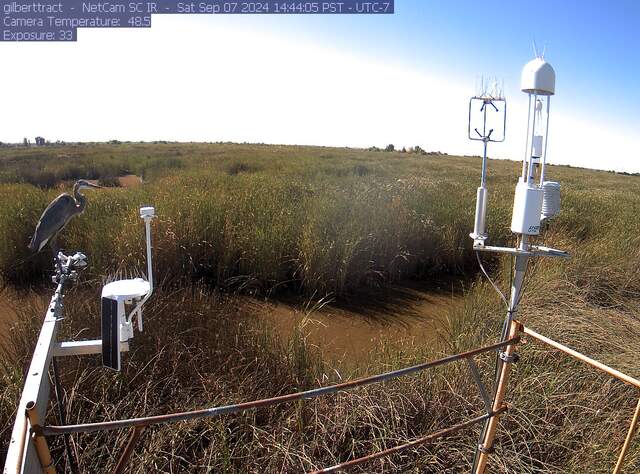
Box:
[4,278,66,473]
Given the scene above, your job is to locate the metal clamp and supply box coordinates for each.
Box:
[477,443,495,454]
[29,424,45,437]
[499,351,519,364]
[52,251,88,283]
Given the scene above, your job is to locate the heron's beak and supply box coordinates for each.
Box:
[86,182,103,189]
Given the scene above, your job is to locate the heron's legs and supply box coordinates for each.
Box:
[50,236,63,275]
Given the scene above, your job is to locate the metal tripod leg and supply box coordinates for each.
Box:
[472,245,529,474]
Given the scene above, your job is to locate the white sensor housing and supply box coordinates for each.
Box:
[511,181,544,235]
[541,181,561,220]
[470,186,488,243]
[140,206,155,218]
[521,58,556,96]
[532,135,543,159]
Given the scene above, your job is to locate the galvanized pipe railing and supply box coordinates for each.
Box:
[519,323,640,389]
[42,338,518,436]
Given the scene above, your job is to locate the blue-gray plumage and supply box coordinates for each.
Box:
[28,180,102,260]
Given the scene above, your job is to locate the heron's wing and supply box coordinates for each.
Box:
[29,194,79,252]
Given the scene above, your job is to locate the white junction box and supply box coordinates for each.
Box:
[510,180,544,235]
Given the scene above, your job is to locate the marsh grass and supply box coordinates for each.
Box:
[2,143,640,471]
[0,144,491,291]
[0,285,494,472]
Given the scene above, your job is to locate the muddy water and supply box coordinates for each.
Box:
[244,281,461,366]
[117,174,143,187]
[86,174,143,188]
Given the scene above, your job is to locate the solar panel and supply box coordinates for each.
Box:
[101,297,120,371]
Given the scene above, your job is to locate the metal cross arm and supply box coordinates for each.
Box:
[466,357,493,415]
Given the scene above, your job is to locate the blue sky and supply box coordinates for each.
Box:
[254,0,640,128]
[2,1,639,171]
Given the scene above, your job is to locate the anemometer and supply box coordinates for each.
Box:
[468,77,506,245]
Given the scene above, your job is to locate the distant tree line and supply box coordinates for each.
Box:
[366,144,429,155]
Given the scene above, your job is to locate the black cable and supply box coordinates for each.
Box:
[52,358,78,474]
[475,251,509,309]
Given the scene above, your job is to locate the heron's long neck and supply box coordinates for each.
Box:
[73,185,87,211]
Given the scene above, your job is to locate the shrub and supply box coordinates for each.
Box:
[226,161,252,175]
[353,164,370,176]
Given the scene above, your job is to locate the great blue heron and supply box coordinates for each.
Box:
[29,179,102,270]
